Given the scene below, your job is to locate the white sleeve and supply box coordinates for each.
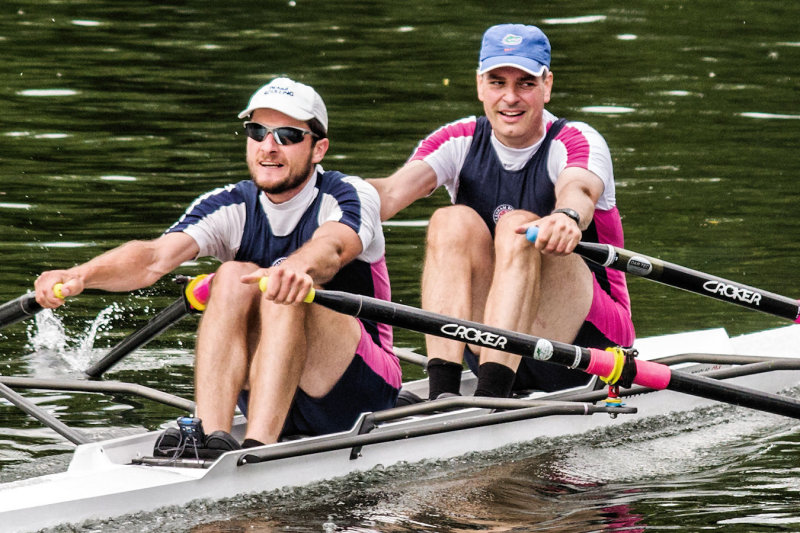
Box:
[166,184,246,261]
[408,117,477,203]
[547,121,616,210]
[317,176,386,263]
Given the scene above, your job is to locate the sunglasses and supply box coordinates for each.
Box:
[243,121,315,146]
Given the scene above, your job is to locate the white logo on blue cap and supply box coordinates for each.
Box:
[501,34,523,46]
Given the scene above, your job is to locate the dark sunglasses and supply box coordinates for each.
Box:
[243,121,315,145]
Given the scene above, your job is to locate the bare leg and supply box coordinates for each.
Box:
[244,296,361,444]
[194,261,261,433]
[421,205,494,363]
[479,210,594,369]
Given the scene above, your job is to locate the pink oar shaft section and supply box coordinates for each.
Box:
[796,300,800,323]
[586,348,672,390]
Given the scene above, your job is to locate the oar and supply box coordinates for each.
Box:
[258,278,800,420]
[0,283,75,331]
[0,292,43,330]
[525,227,800,323]
[84,274,214,378]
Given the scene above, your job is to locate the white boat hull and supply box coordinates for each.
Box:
[2,325,800,531]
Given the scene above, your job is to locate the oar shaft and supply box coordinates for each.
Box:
[309,290,671,389]
[667,370,800,419]
[307,288,800,420]
[0,293,42,330]
[84,298,189,378]
[574,241,800,323]
[83,274,214,378]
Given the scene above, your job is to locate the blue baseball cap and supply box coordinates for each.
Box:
[478,24,551,77]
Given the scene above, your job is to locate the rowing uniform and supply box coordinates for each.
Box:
[410,112,635,391]
[166,165,400,436]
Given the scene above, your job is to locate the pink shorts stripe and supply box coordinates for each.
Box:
[355,320,402,389]
[586,275,636,347]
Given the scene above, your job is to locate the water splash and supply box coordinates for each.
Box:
[28,309,68,354]
[26,303,126,373]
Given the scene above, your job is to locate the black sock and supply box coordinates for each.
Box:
[426,358,463,400]
[474,362,515,398]
[242,438,265,449]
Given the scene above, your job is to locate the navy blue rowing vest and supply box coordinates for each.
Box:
[455,116,568,235]
[455,116,610,293]
[233,171,375,298]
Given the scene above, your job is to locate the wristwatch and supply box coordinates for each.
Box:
[552,208,581,227]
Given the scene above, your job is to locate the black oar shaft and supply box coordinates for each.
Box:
[667,370,800,419]
[84,298,189,378]
[0,293,42,330]
[575,241,800,323]
[311,289,594,371]
[308,289,800,420]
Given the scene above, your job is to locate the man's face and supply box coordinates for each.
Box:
[476,66,553,149]
[246,108,328,202]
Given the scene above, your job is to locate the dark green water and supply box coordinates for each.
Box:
[2,1,800,531]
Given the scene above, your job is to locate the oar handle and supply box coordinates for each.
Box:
[257,277,316,303]
[52,283,65,299]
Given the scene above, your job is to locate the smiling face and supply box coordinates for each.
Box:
[246,108,329,203]
[476,66,553,149]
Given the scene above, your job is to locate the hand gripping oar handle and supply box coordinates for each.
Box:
[84,274,215,378]
[262,276,800,420]
[525,227,800,323]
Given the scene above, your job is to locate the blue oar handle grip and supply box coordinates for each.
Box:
[525,226,539,243]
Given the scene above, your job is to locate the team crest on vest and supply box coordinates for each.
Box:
[493,204,515,223]
[271,257,287,267]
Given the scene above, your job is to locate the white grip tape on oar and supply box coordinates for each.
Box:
[258,277,316,303]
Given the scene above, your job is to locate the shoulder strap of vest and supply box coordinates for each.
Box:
[543,117,569,145]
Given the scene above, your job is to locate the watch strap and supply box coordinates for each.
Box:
[552,208,581,227]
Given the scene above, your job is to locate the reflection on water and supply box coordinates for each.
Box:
[2,0,800,531]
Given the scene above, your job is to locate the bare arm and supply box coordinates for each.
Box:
[367,160,438,221]
[241,221,363,304]
[34,232,200,308]
[516,167,605,255]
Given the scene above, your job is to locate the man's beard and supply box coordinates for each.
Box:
[252,153,314,195]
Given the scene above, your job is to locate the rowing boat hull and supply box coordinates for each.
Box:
[2,325,800,531]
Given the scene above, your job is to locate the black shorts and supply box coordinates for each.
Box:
[463,321,614,393]
[237,354,399,438]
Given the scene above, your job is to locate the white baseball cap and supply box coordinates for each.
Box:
[238,77,328,134]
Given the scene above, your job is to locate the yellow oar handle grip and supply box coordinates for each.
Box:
[53,283,65,300]
[258,276,315,303]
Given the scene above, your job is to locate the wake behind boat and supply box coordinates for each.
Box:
[2,324,800,532]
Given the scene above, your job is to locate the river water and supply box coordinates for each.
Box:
[2,0,800,531]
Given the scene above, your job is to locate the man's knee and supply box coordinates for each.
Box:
[493,210,538,257]
[427,205,490,249]
[210,261,260,300]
